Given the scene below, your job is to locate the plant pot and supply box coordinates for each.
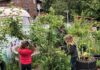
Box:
[94,54,100,60]
[76,58,97,70]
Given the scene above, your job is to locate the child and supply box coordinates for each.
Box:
[18,41,35,70]
[64,35,78,70]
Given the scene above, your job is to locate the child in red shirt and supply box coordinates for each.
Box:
[18,41,35,70]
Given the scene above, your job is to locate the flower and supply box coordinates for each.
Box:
[82,52,89,57]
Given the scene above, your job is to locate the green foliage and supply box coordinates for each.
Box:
[92,30,100,40]
[71,19,100,56]
[51,0,67,15]
[43,0,54,12]
[67,18,98,59]
[43,0,100,20]
[97,60,100,68]
[67,18,91,37]
[32,49,70,70]
[30,9,64,45]
[92,30,100,54]
[30,9,65,50]
[30,11,70,70]
[80,0,100,19]
[0,17,25,40]
[0,17,28,70]
[7,18,24,39]
[0,18,9,40]
[43,0,67,15]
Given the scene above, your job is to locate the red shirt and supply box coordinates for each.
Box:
[18,48,34,64]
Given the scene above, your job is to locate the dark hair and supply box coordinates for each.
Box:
[20,41,29,49]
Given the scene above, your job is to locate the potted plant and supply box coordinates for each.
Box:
[76,37,97,70]
[77,44,97,70]
[67,17,97,70]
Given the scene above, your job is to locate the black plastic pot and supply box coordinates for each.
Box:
[94,54,100,60]
[76,58,97,70]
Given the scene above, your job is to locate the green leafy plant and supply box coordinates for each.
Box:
[92,30,100,54]
[30,8,70,70]
[0,17,26,70]
[67,17,97,60]
[97,60,100,68]
[0,17,25,40]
